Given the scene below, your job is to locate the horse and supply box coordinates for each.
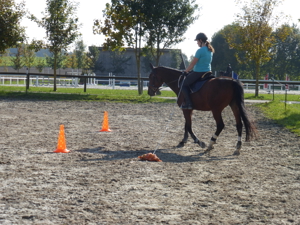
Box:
[148,64,256,156]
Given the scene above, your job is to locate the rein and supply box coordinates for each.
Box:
[150,76,179,92]
[159,78,179,91]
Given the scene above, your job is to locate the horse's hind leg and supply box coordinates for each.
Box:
[205,111,224,153]
[230,104,243,155]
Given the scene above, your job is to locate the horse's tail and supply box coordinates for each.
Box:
[232,80,257,141]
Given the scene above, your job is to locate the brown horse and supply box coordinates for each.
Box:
[148,64,256,155]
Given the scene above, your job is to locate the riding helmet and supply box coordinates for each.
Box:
[195,33,208,42]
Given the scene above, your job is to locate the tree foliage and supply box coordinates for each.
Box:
[211,25,240,74]
[31,0,80,91]
[108,50,131,76]
[10,46,24,71]
[266,24,300,80]
[143,0,199,65]
[35,57,47,73]
[46,52,67,70]
[212,23,300,80]
[94,0,199,94]
[23,45,36,71]
[74,39,85,71]
[86,46,104,73]
[65,53,78,70]
[224,0,287,96]
[0,0,26,53]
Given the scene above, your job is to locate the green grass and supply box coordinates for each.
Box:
[244,93,300,101]
[2,85,300,100]
[0,85,175,103]
[1,85,300,135]
[257,100,300,135]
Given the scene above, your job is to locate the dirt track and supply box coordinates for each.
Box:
[0,100,299,224]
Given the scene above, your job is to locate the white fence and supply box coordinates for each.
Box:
[0,73,97,87]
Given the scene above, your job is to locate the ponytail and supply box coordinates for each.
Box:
[206,41,215,53]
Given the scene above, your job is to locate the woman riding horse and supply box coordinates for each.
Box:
[181,32,214,109]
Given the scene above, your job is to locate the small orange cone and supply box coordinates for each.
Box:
[100,111,111,132]
[138,153,162,162]
[54,124,70,153]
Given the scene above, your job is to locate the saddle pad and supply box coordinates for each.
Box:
[189,79,209,93]
[179,73,215,93]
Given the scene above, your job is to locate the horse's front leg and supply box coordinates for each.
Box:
[177,127,188,148]
[177,110,206,149]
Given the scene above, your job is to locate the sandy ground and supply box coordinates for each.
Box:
[0,99,299,225]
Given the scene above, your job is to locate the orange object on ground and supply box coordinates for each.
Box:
[138,153,162,162]
[54,124,70,153]
[100,111,112,132]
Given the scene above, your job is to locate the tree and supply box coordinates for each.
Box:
[86,46,104,73]
[224,0,287,96]
[10,46,24,72]
[65,53,78,72]
[94,0,145,94]
[170,50,186,69]
[266,24,300,80]
[31,0,80,91]
[35,57,47,73]
[143,0,199,66]
[94,0,199,94]
[23,45,36,72]
[0,49,10,71]
[108,50,131,76]
[74,39,86,74]
[46,52,67,73]
[0,0,25,53]
[211,25,239,74]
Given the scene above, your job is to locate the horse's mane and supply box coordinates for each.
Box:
[156,66,181,73]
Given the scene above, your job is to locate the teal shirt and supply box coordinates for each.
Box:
[193,46,213,72]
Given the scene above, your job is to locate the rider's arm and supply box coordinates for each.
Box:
[185,57,198,73]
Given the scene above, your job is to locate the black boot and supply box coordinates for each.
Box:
[181,86,193,109]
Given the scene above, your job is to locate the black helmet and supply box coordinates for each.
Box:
[195,33,208,42]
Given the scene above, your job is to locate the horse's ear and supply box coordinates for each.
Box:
[149,63,154,71]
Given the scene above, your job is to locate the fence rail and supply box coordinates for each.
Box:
[1,72,300,92]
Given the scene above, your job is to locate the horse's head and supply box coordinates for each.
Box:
[148,63,164,96]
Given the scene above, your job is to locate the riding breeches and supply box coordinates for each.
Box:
[183,71,208,87]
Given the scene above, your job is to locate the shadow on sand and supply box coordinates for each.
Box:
[74,147,237,163]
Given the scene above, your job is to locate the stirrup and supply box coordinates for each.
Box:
[181,104,193,110]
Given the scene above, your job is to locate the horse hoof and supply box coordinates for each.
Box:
[236,141,242,150]
[203,149,211,155]
[176,142,185,148]
[207,145,214,151]
[204,146,213,154]
[233,150,240,156]
[195,140,206,148]
[199,141,206,148]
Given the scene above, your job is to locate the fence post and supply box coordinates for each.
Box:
[26,68,29,92]
[272,77,275,101]
[84,76,87,92]
[285,88,287,111]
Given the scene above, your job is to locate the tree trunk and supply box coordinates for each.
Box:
[135,26,143,95]
[255,62,260,97]
[54,53,57,92]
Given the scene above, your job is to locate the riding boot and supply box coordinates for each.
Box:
[181,86,193,109]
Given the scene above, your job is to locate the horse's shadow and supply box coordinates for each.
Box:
[75,147,236,163]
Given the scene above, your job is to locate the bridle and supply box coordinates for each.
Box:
[149,71,181,93]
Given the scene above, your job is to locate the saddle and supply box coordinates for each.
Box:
[179,72,215,93]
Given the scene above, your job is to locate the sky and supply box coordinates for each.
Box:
[17,0,300,58]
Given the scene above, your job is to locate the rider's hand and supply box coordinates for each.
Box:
[182,71,188,77]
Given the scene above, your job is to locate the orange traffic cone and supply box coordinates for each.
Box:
[54,124,70,153]
[100,111,111,132]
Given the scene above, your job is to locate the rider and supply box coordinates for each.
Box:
[181,32,215,109]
